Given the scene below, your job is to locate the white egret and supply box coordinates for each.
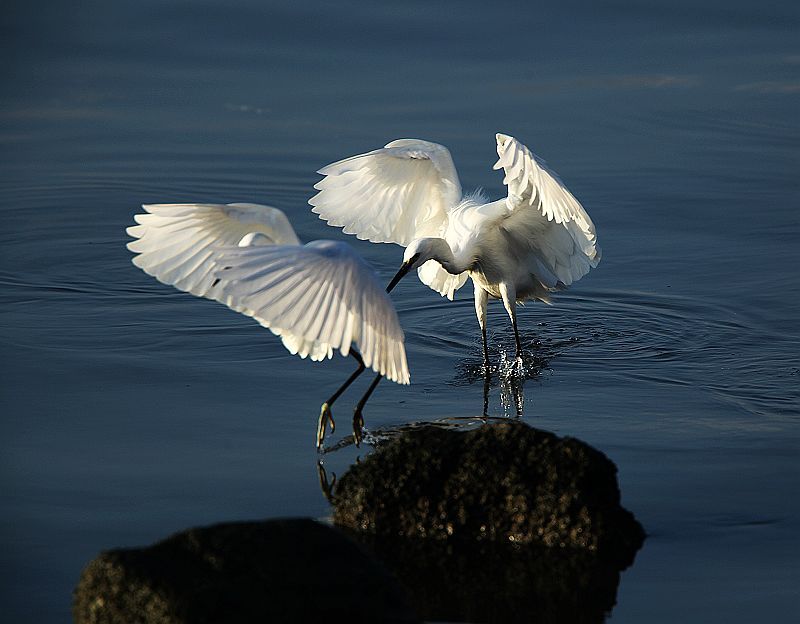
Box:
[310,133,601,367]
[126,202,409,448]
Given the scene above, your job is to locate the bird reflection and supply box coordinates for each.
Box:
[316,460,336,503]
[454,328,564,417]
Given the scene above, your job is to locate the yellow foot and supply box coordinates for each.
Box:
[316,402,335,450]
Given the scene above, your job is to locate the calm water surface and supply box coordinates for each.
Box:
[1,1,799,621]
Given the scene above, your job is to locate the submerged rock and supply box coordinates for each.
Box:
[333,421,644,566]
[73,518,418,624]
[331,421,645,623]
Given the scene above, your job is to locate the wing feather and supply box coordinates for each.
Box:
[309,139,462,246]
[128,206,409,382]
[416,260,469,301]
[126,203,301,301]
[492,134,601,286]
[214,241,409,384]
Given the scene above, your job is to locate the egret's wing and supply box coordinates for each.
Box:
[215,240,410,384]
[492,134,601,286]
[127,203,300,300]
[309,139,462,246]
[416,260,470,301]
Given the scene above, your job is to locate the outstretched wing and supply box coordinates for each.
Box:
[215,240,409,384]
[126,203,300,300]
[309,139,462,246]
[493,134,601,286]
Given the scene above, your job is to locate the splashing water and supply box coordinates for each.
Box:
[451,327,579,417]
[498,352,526,417]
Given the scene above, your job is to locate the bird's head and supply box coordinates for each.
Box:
[387,238,452,292]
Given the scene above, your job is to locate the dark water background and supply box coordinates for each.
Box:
[1,0,799,621]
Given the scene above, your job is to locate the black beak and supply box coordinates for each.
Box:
[387,259,414,293]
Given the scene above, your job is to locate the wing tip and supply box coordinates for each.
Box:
[496,132,513,146]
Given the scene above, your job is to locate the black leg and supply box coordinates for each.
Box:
[325,350,366,406]
[482,324,490,370]
[483,372,490,417]
[481,324,491,416]
[512,315,522,360]
[317,350,366,449]
[352,373,382,447]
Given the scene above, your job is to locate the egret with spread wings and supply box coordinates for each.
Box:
[127,202,409,448]
[310,133,601,368]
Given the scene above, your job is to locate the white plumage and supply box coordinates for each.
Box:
[313,139,462,246]
[127,202,409,385]
[310,133,601,364]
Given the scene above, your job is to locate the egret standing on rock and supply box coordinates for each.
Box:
[310,133,601,369]
[127,202,409,448]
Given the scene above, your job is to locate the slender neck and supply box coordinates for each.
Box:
[434,241,472,275]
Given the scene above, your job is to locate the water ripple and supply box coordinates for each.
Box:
[400,288,798,422]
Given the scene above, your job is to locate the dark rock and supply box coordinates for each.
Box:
[332,421,645,566]
[73,518,418,624]
[331,421,645,623]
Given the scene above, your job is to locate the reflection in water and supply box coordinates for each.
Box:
[346,534,624,624]
[316,460,336,503]
[453,328,575,416]
[319,415,494,454]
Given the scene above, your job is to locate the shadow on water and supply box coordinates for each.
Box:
[319,419,644,624]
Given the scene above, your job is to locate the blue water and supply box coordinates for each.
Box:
[1,1,799,621]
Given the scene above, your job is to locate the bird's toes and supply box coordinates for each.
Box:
[316,402,335,450]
